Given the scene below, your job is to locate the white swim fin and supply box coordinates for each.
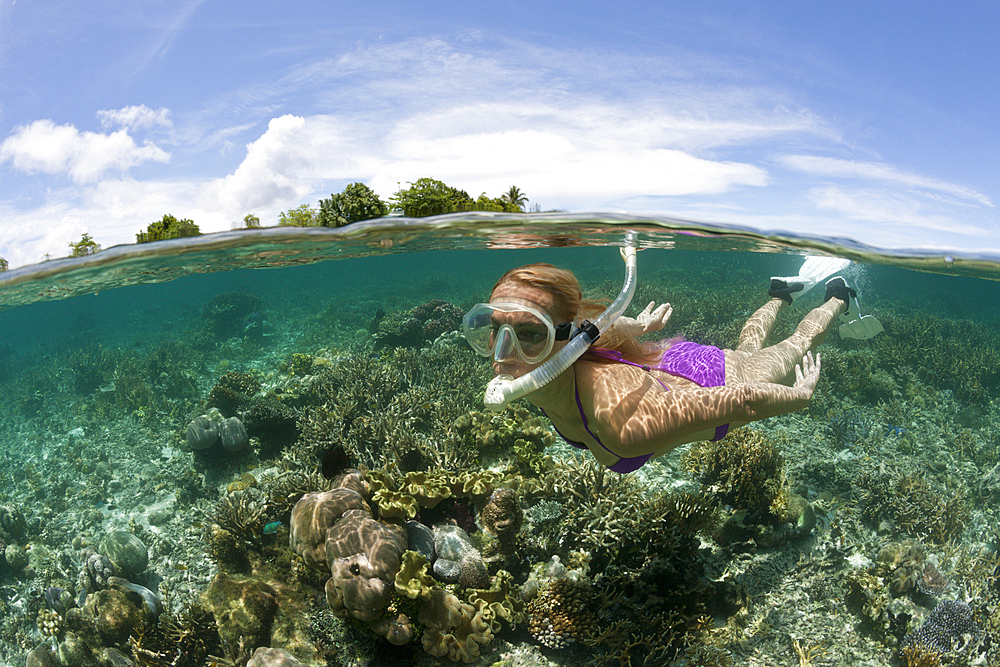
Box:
[838,294,884,340]
[770,256,852,303]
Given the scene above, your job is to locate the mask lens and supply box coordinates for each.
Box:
[463,302,557,363]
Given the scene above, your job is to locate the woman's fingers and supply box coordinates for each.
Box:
[634,301,672,333]
[794,351,822,395]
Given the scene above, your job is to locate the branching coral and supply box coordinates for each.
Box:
[292,346,488,469]
[855,468,969,544]
[211,487,269,549]
[682,427,788,519]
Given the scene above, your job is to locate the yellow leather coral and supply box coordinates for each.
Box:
[401,471,452,508]
[394,550,436,600]
[372,488,419,520]
[467,569,525,630]
[417,588,493,663]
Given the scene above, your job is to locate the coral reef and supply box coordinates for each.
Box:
[289,487,371,571]
[527,576,598,649]
[682,427,787,520]
[417,587,494,663]
[324,509,407,622]
[371,299,464,350]
[202,572,279,663]
[855,468,969,544]
[247,646,309,667]
[900,599,980,658]
[202,291,266,339]
[480,487,523,539]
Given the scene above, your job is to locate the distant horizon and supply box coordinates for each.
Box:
[2,2,997,268]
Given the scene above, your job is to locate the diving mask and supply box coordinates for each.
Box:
[463,299,573,364]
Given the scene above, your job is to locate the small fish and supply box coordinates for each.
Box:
[173,563,188,571]
[263,521,282,535]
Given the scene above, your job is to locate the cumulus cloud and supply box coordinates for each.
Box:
[197,103,771,217]
[97,105,172,131]
[0,119,170,183]
[197,115,312,212]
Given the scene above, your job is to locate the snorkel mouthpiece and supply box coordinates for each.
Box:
[483,233,639,412]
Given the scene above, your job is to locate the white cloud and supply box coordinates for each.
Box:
[197,115,313,212]
[196,102,771,218]
[97,105,172,131]
[780,155,993,207]
[809,185,995,240]
[0,120,170,183]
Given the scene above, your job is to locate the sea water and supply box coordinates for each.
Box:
[0,214,998,666]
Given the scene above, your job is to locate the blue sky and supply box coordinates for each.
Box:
[1,1,997,268]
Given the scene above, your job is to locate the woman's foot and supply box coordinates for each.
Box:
[824,277,856,313]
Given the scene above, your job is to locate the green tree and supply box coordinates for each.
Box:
[501,186,528,212]
[137,214,201,243]
[390,178,465,217]
[277,204,318,227]
[0,257,8,272]
[318,183,388,227]
[243,214,261,228]
[463,193,506,212]
[69,233,101,257]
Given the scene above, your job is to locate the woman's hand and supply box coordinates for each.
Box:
[793,351,821,398]
[615,301,673,337]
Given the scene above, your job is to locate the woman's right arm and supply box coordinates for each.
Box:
[589,352,821,454]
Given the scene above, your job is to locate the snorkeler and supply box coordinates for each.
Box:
[463,256,880,473]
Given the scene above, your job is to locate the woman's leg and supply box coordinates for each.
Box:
[736,298,785,353]
[733,297,846,384]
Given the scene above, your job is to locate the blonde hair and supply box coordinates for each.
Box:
[491,263,663,365]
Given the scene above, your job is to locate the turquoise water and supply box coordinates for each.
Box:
[1,215,998,666]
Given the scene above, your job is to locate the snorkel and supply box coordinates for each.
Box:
[483,233,639,411]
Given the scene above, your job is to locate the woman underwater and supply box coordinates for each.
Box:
[464,259,877,473]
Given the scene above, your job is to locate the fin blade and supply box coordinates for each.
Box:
[839,315,884,340]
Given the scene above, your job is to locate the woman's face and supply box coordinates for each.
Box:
[488,282,566,379]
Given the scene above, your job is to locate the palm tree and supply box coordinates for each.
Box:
[501,186,528,212]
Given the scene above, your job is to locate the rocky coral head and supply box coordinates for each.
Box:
[479,487,523,537]
[289,488,371,572]
[324,509,407,622]
[325,554,391,622]
[247,647,308,667]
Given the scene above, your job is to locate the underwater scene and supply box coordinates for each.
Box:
[1,217,999,667]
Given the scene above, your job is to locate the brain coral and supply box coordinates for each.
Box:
[324,509,407,622]
[289,488,371,571]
